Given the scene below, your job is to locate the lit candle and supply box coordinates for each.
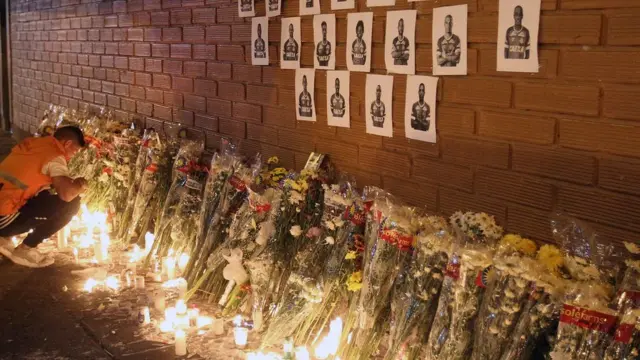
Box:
[125,271,132,287]
[212,317,224,335]
[164,256,176,280]
[57,226,69,249]
[83,278,99,293]
[105,276,119,291]
[175,329,187,356]
[283,338,294,356]
[196,316,212,329]
[178,253,189,272]
[160,320,173,333]
[234,327,248,349]
[177,279,188,298]
[135,276,145,289]
[175,299,187,314]
[145,232,155,254]
[165,307,177,325]
[73,247,79,264]
[175,314,190,329]
[295,346,310,360]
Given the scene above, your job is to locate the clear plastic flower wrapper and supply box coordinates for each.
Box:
[384,216,452,360]
[499,244,566,360]
[261,181,354,347]
[350,187,418,358]
[548,214,619,360]
[604,257,640,360]
[424,211,503,360]
[182,140,240,285]
[471,234,540,360]
[188,159,254,303]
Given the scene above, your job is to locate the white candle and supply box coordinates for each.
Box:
[175,329,187,356]
[212,317,224,335]
[73,247,79,264]
[177,280,188,298]
[159,320,173,333]
[145,232,155,254]
[295,347,310,360]
[57,226,69,249]
[135,276,145,289]
[234,327,248,348]
[142,306,151,324]
[188,308,200,327]
[178,253,189,272]
[196,316,212,328]
[175,299,187,314]
[175,314,189,329]
[165,307,177,325]
[164,257,176,280]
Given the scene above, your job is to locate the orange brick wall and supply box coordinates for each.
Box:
[9,0,640,249]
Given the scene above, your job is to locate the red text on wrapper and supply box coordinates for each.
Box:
[614,323,635,343]
[559,304,618,333]
[445,262,461,280]
[379,228,413,252]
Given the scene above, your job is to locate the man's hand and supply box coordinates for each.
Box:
[52,176,86,202]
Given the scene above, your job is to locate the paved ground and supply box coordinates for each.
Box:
[0,256,112,360]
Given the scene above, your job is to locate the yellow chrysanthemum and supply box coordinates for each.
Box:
[345,251,357,260]
[346,271,363,292]
[537,244,564,275]
[267,156,279,165]
[500,234,538,257]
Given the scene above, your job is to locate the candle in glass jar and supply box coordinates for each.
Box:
[234,327,248,348]
[175,329,187,356]
[153,291,166,311]
[188,308,199,327]
[164,257,176,280]
[141,306,151,324]
[73,247,79,264]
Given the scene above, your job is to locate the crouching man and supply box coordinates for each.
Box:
[0,126,87,267]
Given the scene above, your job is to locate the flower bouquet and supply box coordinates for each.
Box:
[182,140,241,284]
[548,215,618,360]
[499,244,567,360]
[384,216,452,360]
[470,234,540,360]
[424,211,503,360]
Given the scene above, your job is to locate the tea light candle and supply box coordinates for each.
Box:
[135,276,145,289]
[234,327,248,348]
[212,317,224,335]
[175,329,187,356]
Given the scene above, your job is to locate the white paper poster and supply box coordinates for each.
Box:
[300,0,321,16]
[332,0,354,10]
[326,71,350,128]
[238,0,255,18]
[296,69,317,122]
[346,12,373,73]
[496,0,540,73]
[432,5,467,76]
[367,0,394,8]
[385,10,416,75]
[267,0,281,17]
[281,17,301,69]
[252,17,269,66]
[314,14,336,70]
[365,74,393,137]
[404,75,438,143]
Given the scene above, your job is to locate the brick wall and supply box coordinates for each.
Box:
[9,0,640,249]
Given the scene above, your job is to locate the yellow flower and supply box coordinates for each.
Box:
[285,179,302,192]
[271,167,287,176]
[500,234,537,257]
[267,156,279,165]
[345,251,357,260]
[537,245,564,275]
[346,271,363,292]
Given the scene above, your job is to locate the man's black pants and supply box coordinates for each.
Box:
[0,191,80,247]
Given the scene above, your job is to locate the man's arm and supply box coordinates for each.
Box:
[504,28,511,58]
[403,39,410,59]
[524,28,531,59]
[436,37,447,65]
[411,104,417,122]
[51,176,87,202]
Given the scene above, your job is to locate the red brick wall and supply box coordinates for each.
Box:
[9,0,640,248]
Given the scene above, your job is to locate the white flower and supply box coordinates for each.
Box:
[290,225,303,237]
[332,217,344,228]
[325,220,336,231]
[256,221,275,246]
[325,236,335,245]
[98,173,109,183]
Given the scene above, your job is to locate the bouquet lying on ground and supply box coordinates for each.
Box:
[384,216,452,360]
[424,211,503,360]
[548,215,618,360]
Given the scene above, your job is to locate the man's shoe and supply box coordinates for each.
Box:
[0,237,16,258]
[6,244,54,268]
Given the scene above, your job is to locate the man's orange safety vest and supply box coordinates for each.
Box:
[0,136,68,215]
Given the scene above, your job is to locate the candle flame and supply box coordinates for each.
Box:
[314,317,343,359]
[295,347,310,360]
[83,278,99,293]
[105,276,119,291]
[233,315,243,327]
[160,320,173,332]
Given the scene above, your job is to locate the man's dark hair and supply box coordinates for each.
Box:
[54,126,86,147]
